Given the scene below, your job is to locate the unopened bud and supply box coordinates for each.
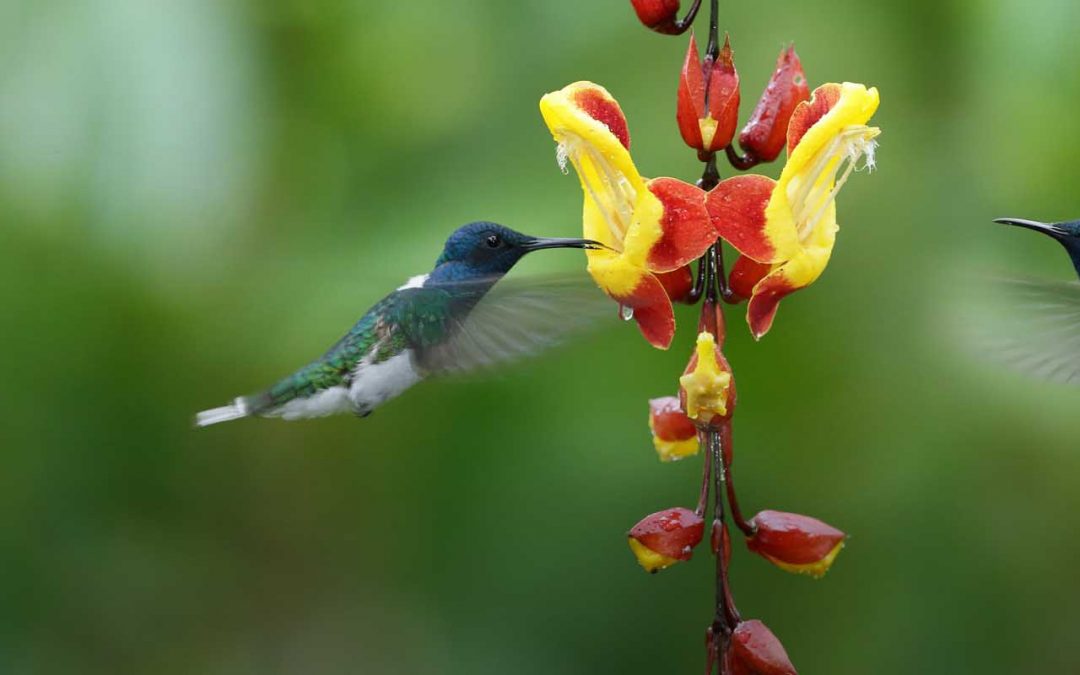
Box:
[677,34,740,155]
[629,0,682,34]
[746,510,846,578]
[729,620,797,675]
[738,45,810,163]
[627,507,705,573]
[648,396,699,462]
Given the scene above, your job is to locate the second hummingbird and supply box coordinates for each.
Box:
[196,222,606,426]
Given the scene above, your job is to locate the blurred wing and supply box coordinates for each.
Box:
[972,278,1080,385]
[417,275,613,375]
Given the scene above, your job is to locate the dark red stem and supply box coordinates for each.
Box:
[724,143,761,171]
[720,420,755,537]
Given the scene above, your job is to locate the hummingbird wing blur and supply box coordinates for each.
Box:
[412,275,613,375]
[972,278,1080,385]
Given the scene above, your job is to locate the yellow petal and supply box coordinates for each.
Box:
[763,540,845,579]
[652,435,700,462]
[628,537,681,573]
[764,82,880,262]
[540,82,650,252]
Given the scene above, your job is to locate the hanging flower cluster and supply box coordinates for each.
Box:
[540,2,881,672]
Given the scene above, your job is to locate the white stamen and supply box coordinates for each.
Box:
[556,143,569,174]
[790,125,880,241]
[557,134,635,248]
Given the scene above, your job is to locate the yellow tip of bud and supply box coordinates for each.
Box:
[765,540,845,579]
[628,537,681,573]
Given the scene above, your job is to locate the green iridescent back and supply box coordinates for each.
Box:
[244,287,463,413]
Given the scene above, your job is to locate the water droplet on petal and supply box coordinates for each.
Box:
[620,304,634,321]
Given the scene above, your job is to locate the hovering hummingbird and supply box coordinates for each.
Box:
[196,222,607,426]
[973,217,1080,384]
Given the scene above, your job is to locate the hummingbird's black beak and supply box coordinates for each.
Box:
[522,236,610,252]
[994,217,1068,238]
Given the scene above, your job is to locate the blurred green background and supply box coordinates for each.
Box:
[3,0,1080,673]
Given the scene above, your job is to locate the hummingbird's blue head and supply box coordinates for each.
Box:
[429,221,603,283]
[996,217,1080,279]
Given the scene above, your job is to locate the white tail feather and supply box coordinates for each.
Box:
[195,397,249,427]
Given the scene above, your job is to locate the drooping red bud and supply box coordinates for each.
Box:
[738,45,810,163]
[648,396,699,461]
[627,507,705,573]
[746,510,846,578]
[656,265,694,304]
[729,620,797,675]
[630,0,682,34]
[677,34,740,156]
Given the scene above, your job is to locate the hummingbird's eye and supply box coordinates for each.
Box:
[485,234,502,248]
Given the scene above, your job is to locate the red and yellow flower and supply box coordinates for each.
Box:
[708,82,880,339]
[540,82,716,349]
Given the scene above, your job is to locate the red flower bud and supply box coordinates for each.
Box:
[648,396,699,461]
[738,45,810,163]
[679,332,735,427]
[728,620,797,675]
[629,0,682,34]
[710,519,731,565]
[673,35,743,156]
[627,507,705,573]
[746,510,846,578]
[677,34,740,155]
[656,265,695,304]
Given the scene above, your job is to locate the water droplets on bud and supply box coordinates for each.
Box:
[619,304,635,321]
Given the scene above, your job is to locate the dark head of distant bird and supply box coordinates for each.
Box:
[995,217,1080,279]
[429,221,605,283]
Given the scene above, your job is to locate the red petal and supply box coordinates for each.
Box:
[738,45,810,162]
[786,82,842,153]
[645,177,714,272]
[572,87,631,150]
[728,255,771,301]
[612,273,676,349]
[649,396,697,442]
[706,175,776,262]
[656,265,694,303]
[677,34,706,150]
[704,35,740,151]
[746,270,798,339]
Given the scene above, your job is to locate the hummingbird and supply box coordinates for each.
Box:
[972,217,1080,384]
[195,222,607,426]
[994,218,1080,278]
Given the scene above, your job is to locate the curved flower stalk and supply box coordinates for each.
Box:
[540,82,715,349]
[708,82,881,338]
